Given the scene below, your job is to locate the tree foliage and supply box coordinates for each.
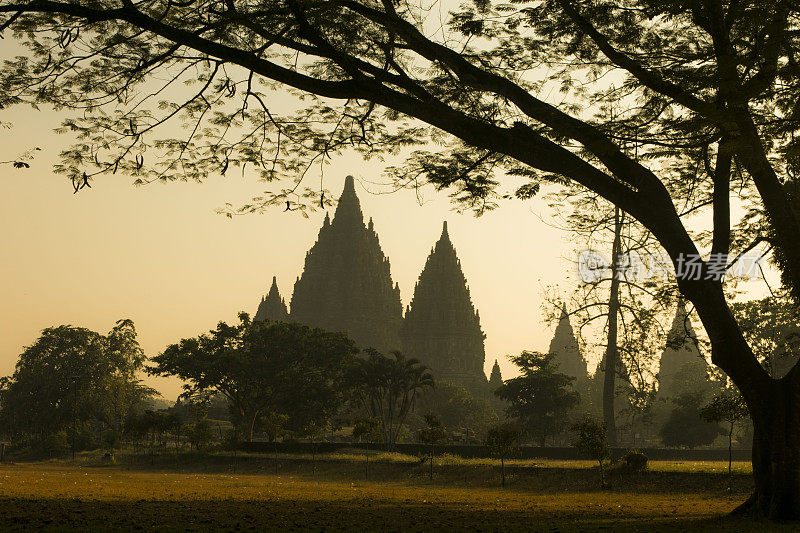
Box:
[150,314,358,441]
[2,0,800,516]
[0,320,152,444]
[660,392,722,448]
[412,380,498,440]
[349,349,433,449]
[571,414,611,488]
[495,351,579,446]
[733,295,800,378]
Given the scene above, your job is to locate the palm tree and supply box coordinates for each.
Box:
[352,350,434,450]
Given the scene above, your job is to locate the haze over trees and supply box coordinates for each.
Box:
[348,350,434,449]
[1,0,800,518]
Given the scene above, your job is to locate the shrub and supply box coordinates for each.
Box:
[621,449,648,472]
[572,415,611,489]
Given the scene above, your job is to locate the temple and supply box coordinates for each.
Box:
[488,360,503,391]
[400,222,488,393]
[254,177,493,392]
[288,176,403,352]
[656,299,714,400]
[548,306,589,392]
[254,276,289,322]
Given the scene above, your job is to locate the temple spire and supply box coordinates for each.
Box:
[657,299,712,399]
[254,276,289,322]
[290,176,402,351]
[401,222,487,393]
[489,359,503,389]
[547,305,588,390]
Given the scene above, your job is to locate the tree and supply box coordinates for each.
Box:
[351,417,381,444]
[349,350,433,450]
[550,189,675,446]
[702,387,751,491]
[733,295,800,379]
[485,421,521,488]
[3,0,800,517]
[572,414,612,489]
[0,320,151,446]
[495,351,579,446]
[660,392,722,449]
[150,314,358,441]
[416,413,447,480]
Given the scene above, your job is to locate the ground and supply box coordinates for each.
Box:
[0,452,789,531]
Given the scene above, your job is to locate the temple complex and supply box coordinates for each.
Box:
[254,177,493,393]
[400,222,488,394]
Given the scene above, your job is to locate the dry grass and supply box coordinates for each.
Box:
[0,454,782,531]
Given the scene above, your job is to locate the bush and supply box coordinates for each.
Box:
[571,415,611,489]
[620,449,648,472]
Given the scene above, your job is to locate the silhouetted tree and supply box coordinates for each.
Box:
[150,314,358,441]
[0,320,152,446]
[496,352,579,446]
[412,381,498,441]
[350,350,433,450]
[485,421,521,488]
[660,393,722,449]
[572,415,612,489]
[416,413,447,480]
[702,387,751,490]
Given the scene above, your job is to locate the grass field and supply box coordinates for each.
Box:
[0,452,788,531]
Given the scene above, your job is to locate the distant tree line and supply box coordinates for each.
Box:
[3,304,777,457]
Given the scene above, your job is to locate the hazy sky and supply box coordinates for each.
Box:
[1,91,776,401]
[1,106,592,400]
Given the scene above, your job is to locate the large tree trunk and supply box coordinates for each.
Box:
[680,278,798,519]
[602,207,623,447]
[745,379,800,519]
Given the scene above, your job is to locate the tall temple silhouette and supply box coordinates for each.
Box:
[400,222,488,393]
[254,176,494,392]
[288,176,403,352]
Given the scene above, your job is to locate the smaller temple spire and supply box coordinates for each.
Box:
[441,220,449,238]
[547,305,588,388]
[254,276,289,322]
[489,359,503,389]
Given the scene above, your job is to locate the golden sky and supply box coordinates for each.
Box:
[0,106,591,400]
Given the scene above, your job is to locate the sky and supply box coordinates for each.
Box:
[0,95,777,402]
[0,105,591,400]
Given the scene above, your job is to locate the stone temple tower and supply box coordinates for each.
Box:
[548,305,589,392]
[290,176,402,351]
[400,221,487,392]
[657,299,714,400]
[254,276,289,322]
